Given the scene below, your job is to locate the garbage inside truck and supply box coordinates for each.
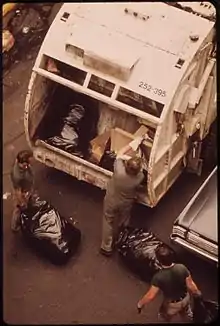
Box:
[25,3,216,207]
[20,195,81,265]
[34,76,154,176]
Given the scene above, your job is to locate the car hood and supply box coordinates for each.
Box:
[176,169,217,243]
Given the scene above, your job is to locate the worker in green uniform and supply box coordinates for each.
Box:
[137,244,202,322]
[100,136,145,256]
[10,150,34,232]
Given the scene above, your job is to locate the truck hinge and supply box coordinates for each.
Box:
[185,139,203,176]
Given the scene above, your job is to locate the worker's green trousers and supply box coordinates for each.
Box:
[101,196,132,253]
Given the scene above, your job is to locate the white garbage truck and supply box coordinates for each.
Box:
[24,2,216,207]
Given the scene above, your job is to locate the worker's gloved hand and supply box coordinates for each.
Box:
[129,136,144,151]
[142,133,151,141]
[192,291,203,298]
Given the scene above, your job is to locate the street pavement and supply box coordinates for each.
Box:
[3,4,218,325]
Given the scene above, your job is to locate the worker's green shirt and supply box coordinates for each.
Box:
[11,160,34,192]
[151,263,190,301]
[105,158,144,208]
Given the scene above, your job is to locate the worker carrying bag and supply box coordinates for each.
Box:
[20,195,81,265]
[116,226,176,281]
[193,295,218,323]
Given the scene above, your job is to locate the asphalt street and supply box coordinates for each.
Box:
[3,4,218,325]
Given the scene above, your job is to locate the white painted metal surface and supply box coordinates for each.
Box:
[24,2,216,207]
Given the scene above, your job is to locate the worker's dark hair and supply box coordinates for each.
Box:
[125,157,142,176]
[155,244,174,266]
[16,150,33,164]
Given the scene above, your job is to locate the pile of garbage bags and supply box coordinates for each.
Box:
[116,226,176,281]
[39,85,99,159]
[20,195,81,265]
[193,295,218,323]
[3,4,53,70]
[46,104,86,157]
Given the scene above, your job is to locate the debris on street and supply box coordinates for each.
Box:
[193,296,218,323]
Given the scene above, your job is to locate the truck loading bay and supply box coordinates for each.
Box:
[3,3,217,324]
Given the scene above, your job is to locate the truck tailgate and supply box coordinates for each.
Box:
[34,140,112,189]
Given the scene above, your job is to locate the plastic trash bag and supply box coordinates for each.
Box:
[116,226,176,281]
[46,104,85,157]
[193,296,218,323]
[8,6,47,36]
[46,134,83,157]
[3,6,49,70]
[64,104,85,130]
[20,196,81,265]
[99,150,116,171]
[61,124,79,142]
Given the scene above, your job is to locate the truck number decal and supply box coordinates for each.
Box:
[139,82,166,97]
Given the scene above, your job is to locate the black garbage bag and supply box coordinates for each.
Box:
[8,6,48,36]
[6,6,49,64]
[116,226,176,281]
[46,104,85,157]
[20,196,81,265]
[99,150,117,171]
[64,104,85,130]
[36,82,99,158]
[46,124,83,156]
[65,103,92,158]
[46,135,83,157]
[193,296,218,323]
[61,125,79,143]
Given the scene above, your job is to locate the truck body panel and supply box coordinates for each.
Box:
[24,2,216,207]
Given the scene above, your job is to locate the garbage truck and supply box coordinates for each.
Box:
[24,2,216,207]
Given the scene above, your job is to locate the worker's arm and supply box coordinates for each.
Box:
[117,136,144,159]
[116,143,133,160]
[14,188,23,205]
[137,285,160,311]
[186,275,202,296]
[14,187,30,207]
[136,183,146,193]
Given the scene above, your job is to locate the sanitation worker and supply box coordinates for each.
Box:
[137,244,202,322]
[100,136,145,256]
[10,150,34,232]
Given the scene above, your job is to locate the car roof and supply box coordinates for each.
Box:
[175,167,217,243]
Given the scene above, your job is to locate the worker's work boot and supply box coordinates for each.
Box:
[99,248,113,257]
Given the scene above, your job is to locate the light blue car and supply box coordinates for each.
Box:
[170,166,217,264]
